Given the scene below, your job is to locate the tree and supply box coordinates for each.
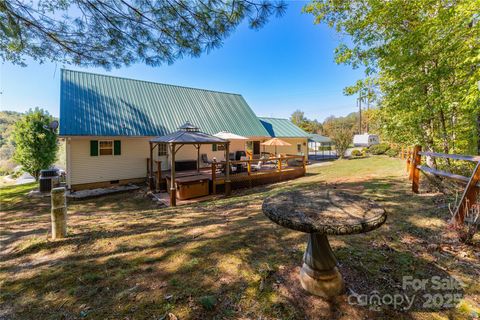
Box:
[290,110,324,134]
[329,123,353,159]
[304,0,480,155]
[1,0,286,68]
[12,108,58,180]
[290,110,307,127]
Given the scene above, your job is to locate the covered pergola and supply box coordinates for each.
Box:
[308,134,334,159]
[149,122,230,206]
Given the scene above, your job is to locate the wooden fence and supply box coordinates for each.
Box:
[404,145,480,225]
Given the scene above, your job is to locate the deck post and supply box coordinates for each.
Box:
[225,142,231,196]
[247,159,252,188]
[211,162,217,194]
[196,144,200,173]
[302,155,307,176]
[149,142,155,191]
[411,145,422,193]
[146,158,150,178]
[156,160,161,192]
[170,143,176,206]
[51,187,67,239]
[278,156,283,182]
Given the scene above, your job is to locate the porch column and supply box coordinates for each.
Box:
[225,141,231,196]
[170,143,176,206]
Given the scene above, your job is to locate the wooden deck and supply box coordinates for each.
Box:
[151,192,224,206]
[148,155,307,206]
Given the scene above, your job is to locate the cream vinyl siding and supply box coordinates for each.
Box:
[69,137,150,186]
[256,137,308,156]
[67,137,249,187]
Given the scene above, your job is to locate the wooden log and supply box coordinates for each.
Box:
[417,165,470,183]
[212,162,216,194]
[453,162,480,225]
[418,151,480,163]
[51,187,67,239]
[411,145,422,193]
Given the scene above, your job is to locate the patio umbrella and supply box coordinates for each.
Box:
[213,131,248,140]
[261,138,291,155]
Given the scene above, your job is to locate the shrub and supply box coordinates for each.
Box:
[351,149,362,157]
[12,108,58,180]
[0,160,16,176]
[386,148,399,157]
[199,295,216,311]
[368,143,391,155]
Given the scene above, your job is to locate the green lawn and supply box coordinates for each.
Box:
[0,157,478,319]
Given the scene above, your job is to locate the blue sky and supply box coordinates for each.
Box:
[0,2,364,122]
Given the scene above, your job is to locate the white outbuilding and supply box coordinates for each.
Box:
[353,133,380,147]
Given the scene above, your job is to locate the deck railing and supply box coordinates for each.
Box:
[146,154,307,194]
[210,155,306,193]
[406,145,480,225]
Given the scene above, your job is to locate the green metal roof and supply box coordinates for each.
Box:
[259,117,310,138]
[309,134,332,144]
[59,69,270,137]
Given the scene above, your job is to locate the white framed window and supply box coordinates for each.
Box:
[158,143,167,156]
[99,140,113,155]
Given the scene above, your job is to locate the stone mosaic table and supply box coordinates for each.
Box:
[262,189,386,298]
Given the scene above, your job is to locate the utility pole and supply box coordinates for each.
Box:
[366,86,370,133]
[358,92,363,134]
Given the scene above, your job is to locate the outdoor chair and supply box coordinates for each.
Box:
[201,154,212,166]
[287,158,301,167]
[251,161,263,171]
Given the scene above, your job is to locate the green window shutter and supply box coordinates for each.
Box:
[90,140,98,156]
[114,140,121,155]
[212,144,217,151]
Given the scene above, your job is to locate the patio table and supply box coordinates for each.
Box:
[262,189,386,298]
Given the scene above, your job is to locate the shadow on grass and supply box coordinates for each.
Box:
[0,173,474,319]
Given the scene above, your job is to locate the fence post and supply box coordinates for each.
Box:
[211,162,216,194]
[453,161,480,225]
[406,148,411,174]
[411,145,422,193]
[51,187,67,239]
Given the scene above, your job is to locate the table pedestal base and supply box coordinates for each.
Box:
[300,233,344,298]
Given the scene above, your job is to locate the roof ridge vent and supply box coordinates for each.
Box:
[179,121,200,132]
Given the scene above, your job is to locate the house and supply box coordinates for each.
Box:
[59,70,309,190]
[353,133,380,147]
